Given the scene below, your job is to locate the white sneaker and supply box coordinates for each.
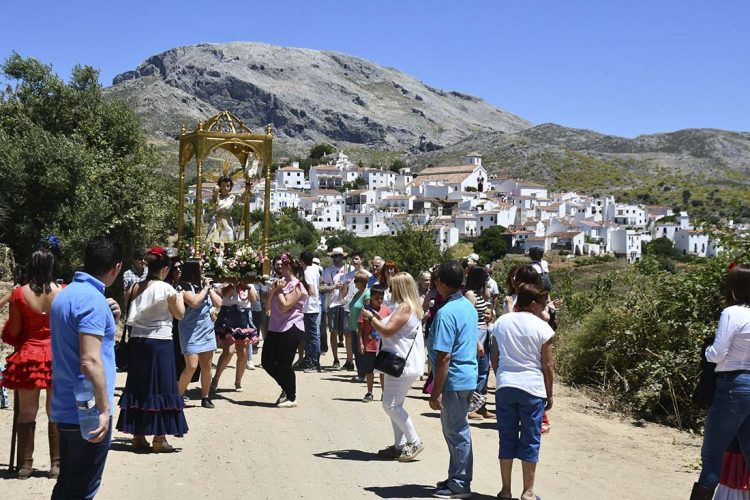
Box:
[246,361,255,370]
[277,399,297,408]
[398,441,425,462]
[275,391,287,405]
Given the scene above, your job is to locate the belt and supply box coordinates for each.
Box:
[717,370,750,378]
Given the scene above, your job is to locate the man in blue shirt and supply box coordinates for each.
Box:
[50,238,122,500]
[428,261,478,499]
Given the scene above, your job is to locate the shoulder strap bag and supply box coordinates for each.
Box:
[374,330,417,378]
[115,283,138,372]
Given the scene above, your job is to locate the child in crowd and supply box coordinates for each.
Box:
[357,285,391,402]
[0,362,8,409]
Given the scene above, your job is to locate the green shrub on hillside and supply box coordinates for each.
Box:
[556,231,749,429]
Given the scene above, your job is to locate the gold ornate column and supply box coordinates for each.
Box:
[243,160,251,244]
[262,124,273,275]
[177,125,186,250]
[195,159,203,249]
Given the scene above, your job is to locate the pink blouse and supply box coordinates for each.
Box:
[268,278,308,333]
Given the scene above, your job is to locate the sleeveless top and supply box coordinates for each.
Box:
[381,305,425,377]
[1,286,56,351]
[473,293,489,344]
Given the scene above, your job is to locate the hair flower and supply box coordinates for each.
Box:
[44,234,61,252]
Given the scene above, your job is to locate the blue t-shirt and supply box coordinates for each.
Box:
[51,272,117,424]
[428,292,479,392]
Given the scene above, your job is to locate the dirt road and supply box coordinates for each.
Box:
[1,351,699,499]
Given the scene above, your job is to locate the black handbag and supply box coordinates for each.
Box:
[693,336,717,408]
[374,334,417,378]
[115,284,138,373]
[115,326,130,372]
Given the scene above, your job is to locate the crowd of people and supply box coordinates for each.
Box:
[0,236,564,500]
[4,234,749,499]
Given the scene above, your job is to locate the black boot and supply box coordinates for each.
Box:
[689,482,714,500]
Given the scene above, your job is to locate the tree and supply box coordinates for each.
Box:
[0,54,175,275]
[388,159,407,173]
[308,143,335,160]
[682,189,692,204]
[644,237,680,259]
[473,226,508,263]
[390,224,441,278]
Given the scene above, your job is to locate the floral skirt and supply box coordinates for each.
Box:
[116,337,188,437]
[215,305,258,347]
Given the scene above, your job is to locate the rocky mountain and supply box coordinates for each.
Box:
[106,42,531,154]
[105,41,749,220]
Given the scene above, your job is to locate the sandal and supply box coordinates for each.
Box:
[132,435,151,452]
[152,436,176,453]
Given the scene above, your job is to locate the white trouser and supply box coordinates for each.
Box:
[382,373,420,449]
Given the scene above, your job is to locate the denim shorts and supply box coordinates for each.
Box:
[496,386,546,463]
[327,306,346,333]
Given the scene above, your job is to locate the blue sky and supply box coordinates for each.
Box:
[1,0,748,137]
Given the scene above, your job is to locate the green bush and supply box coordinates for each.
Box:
[555,238,747,430]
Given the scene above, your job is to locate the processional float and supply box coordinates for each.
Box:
[176,111,273,277]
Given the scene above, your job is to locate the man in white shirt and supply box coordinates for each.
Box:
[485,264,500,308]
[300,251,322,372]
[321,247,351,369]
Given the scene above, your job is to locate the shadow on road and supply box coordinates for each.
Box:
[332,397,368,403]
[0,463,49,480]
[221,398,277,408]
[321,377,359,384]
[314,449,383,461]
[364,484,498,499]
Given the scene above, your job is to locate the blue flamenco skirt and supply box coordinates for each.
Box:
[116,337,189,437]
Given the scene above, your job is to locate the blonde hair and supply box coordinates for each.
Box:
[389,272,425,320]
[354,270,370,284]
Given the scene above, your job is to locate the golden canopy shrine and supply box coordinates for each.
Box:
[177,111,273,274]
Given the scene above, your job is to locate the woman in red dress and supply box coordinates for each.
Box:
[1,239,63,479]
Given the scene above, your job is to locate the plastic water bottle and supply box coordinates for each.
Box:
[74,375,100,440]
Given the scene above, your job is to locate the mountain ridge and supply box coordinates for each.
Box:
[106,41,531,152]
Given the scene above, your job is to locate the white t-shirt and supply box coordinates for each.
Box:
[487,277,500,298]
[706,305,750,371]
[303,265,321,314]
[381,305,425,378]
[127,280,177,340]
[322,264,350,308]
[491,311,554,398]
[342,268,371,312]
